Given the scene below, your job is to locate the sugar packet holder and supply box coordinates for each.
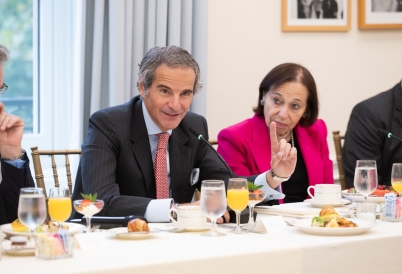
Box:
[382,193,402,222]
[35,230,74,259]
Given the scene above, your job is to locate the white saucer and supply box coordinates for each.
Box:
[4,248,35,256]
[304,198,351,208]
[184,227,209,232]
[106,227,153,240]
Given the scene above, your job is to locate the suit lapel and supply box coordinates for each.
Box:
[295,125,319,186]
[394,82,402,130]
[248,115,271,173]
[169,126,191,201]
[130,98,156,198]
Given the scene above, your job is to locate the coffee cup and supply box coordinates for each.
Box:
[349,202,377,222]
[168,205,207,230]
[307,184,341,204]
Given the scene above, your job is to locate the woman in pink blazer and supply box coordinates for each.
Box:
[218,63,333,203]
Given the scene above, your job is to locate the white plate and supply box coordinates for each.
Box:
[341,190,385,203]
[106,227,152,240]
[2,240,35,256]
[292,218,376,236]
[183,227,209,232]
[304,198,351,208]
[0,222,86,237]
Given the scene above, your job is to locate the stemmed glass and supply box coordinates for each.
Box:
[48,187,72,230]
[353,160,378,202]
[200,180,227,237]
[18,188,47,237]
[391,163,402,195]
[245,190,266,231]
[227,178,249,234]
[73,199,104,233]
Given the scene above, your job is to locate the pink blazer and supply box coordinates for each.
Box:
[218,115,333,199]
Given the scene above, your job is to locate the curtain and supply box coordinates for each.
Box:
[73,0,208,145]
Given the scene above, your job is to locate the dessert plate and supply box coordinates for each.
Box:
[293,218,375,236]
[106,227,153,240]
[1,240,35,256]
[304,198,351,208]
[0,222,86,237]
[341,190,385,203]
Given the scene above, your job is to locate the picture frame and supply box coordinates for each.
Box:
[282,0,351,32]
[358,0,402,29]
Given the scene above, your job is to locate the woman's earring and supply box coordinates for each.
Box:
[260,100,265,106]
[302,113,307,118]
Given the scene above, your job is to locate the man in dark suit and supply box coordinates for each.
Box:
[343,80,402,188]
[0,44,35,225]
[72,46,297,222]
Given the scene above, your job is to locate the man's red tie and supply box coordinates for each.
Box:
[154,133,170,199]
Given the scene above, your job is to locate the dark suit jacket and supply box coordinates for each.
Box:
[343,81,402,188]
[0,155,35,225]
[72,96,272,218]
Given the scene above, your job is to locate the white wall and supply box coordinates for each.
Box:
[205,0,402,162]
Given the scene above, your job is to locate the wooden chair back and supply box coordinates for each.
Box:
[30,146,82,220]
[332,131,347,190]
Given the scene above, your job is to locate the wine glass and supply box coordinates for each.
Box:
[353,160,378,202]
[245,190,266,231]
[18,188,47,237]
[391,163,402,195]
[200,180,227,237]
[227,178,249,234]
[48,187,72,230]
[73,199,104,232]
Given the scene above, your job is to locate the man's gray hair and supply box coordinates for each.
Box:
[138,46,203,94]
[0,45,10,65]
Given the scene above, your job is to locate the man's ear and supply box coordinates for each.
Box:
[138,77,146,98]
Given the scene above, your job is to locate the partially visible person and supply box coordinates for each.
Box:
[342,80,402,188]
[313,0,324,18]
[71,46,297,222]
[218,63,333,203]
[372,0,398,12]
[0,44,35,225]
[322,0,338,18]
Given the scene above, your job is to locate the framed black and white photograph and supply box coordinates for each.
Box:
[358,0,402,29]
[282,0,351,31]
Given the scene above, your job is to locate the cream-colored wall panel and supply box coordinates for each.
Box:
[206,0,402,160]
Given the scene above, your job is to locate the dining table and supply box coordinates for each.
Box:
[1,201,402,274]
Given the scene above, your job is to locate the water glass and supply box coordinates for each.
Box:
[353,160,378,202]
[18,188,47,236]
[200,180,227,236]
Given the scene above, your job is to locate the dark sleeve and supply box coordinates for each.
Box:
[0,154,35,224]
[342,102,383,188]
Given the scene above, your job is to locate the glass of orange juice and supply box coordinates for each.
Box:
[391,163,402,194]
[227,178,249,234]
[48,187,72,230]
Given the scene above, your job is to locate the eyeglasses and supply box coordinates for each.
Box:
[0,83,8,97]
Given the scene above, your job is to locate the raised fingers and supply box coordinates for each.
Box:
[269,122,279,147]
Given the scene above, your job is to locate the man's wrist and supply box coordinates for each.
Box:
[1,149,26,161]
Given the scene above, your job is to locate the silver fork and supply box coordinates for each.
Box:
[91,225,100,232]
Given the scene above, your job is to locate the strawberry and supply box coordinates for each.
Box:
[252,190,262,195]
[80,193,98,207]
[248,181,263,192]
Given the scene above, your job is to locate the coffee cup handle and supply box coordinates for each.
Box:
[168,208,178,223]
[307,186,315,199]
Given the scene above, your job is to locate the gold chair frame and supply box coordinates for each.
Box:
[332,131,346,190]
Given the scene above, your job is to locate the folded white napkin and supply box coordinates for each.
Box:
[255,203,321,217]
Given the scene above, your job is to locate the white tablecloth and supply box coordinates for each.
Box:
[2,202,402,274]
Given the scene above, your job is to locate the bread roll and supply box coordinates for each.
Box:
[127,218,150,233]
[319,206,340,223]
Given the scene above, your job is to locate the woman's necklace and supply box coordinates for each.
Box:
[277,130,295,148]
